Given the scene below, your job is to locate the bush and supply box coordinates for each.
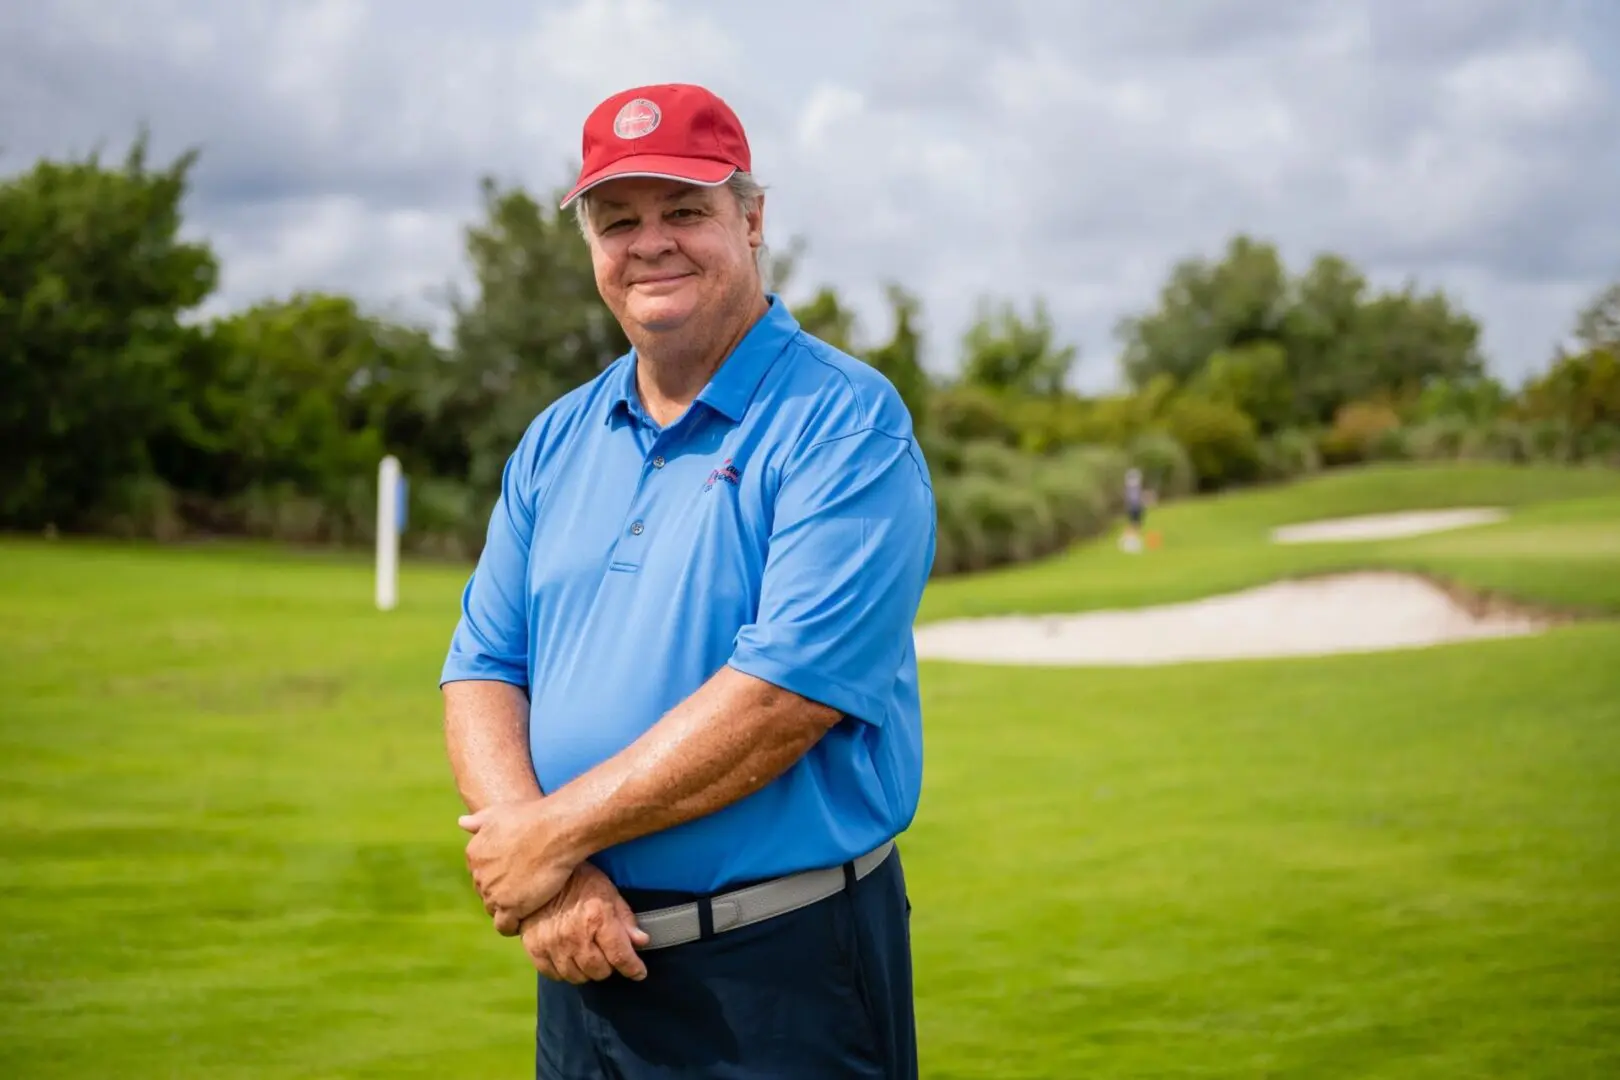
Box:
[916,427,963,477]
[1062,444,1133,507]
[1475,419,1533,463]
[1519,346,1620,430]
[230,483,344,544]
[1394,417,1463,462]
[930,477,988,575]
[89,474,186,542]
[1320,400,1403,465]
[1005,393,1095,455]
[1160,396,1261,490]
[927,438,1128,576]
[403,477,492,560]
[929,385,1019,447]
[1576,422,1620,467]
[1124,431,1194,499]
[940,474,1056,569]
[954,439,1028,481]
[1523,418,1579,464]
[1029,456,1112,545]
[1257,428,1322,481]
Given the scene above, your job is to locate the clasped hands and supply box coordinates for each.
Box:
[459,799,650,983]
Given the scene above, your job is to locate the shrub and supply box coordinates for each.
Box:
[945,474,1057,568]
[1522,417,1579,464]
[1124,431,1194,499]
[1005,393,1095,455]
[1160,396,1261,490]
[89,474,186,542]
[1062,444,1133,509]
[1029,457,1111,544]
[403,478,492,561]
[1257,428,1322,481]
[1475,419,1533,463]
[929,384,1019,447]
[916,427,964,477]
[955,439,1028,481]
[1519,346,1620,430]
[1576,422,1620,467]
[231,483,342,544]
[1396,417,1466,462]
[1320,400,1403,465]
[928,439,1126,576]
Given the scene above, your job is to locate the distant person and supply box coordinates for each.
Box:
[1121,466,1146,552]
[438,82,936,1078]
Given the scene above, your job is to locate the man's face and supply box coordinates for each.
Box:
[583,176,763,337]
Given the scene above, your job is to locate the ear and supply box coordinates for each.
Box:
[746,194,765,249]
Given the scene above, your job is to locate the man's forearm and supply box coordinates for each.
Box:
[443,679,542,812]
[545,665,841,862]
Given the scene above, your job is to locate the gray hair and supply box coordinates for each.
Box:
[573,171,772,284]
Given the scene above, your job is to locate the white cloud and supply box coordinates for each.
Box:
[1440,44,1604,128]
[533,0,740,91]
[2,0,1616,394]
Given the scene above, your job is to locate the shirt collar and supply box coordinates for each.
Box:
[606,293,799,427]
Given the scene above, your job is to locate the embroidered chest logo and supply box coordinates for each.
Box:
[703,458,742,491]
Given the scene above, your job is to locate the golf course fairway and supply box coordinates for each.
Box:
[2,462,1617,1077]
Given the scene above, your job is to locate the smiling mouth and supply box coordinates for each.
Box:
[631,272,694,286]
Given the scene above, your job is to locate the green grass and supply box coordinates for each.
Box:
[920,462,1620,621]
[3,462,1619,1077]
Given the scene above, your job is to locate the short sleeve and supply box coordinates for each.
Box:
[727,428,936,724]
[439,443,536,690]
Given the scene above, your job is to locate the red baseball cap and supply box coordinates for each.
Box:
[559,83,752,210]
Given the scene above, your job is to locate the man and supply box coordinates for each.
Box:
[439,82,937,1079]
[1120,466,1145,552]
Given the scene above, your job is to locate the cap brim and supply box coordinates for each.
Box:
[559,155,737,209]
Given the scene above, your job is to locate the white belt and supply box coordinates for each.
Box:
[633,840,896,951]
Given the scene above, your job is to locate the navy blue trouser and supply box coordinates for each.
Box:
[535,845,917,1079]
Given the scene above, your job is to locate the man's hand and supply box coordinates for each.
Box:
[521,861,652,984]
[459,799,583,935]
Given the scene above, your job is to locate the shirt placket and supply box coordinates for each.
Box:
[609,415,683,572]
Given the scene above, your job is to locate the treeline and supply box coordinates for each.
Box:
[5,137,1618,575]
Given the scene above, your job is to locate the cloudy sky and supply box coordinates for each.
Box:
[5,0,1617,391]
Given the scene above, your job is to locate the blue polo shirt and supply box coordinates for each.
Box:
[439,295,936,893]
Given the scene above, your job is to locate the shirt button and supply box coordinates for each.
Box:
[652,456,665,469]
[630,520,645,535]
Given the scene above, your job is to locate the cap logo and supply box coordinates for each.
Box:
[613,98,661,139]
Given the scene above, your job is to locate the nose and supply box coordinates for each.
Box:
[626,216,677,260]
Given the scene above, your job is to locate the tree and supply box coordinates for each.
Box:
[958,295,1077,397]
[1519,346,1620,430]
[1348,284,1485,408]
[862,283,932,426]
[762,234,808,298]
[791,285,860,355]
[1160,395,1261,491]
[1278,253,1368,424]
[437,176,630,491]
[1115,234,1290,390]
[154,293,443,502]
[1190,341,1293,435]
[1409,372,1510,425]
[1573,280,1620,354]
[0,132,219,529]
[1118,237,1489,429]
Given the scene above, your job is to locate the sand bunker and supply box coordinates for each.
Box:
[911,572,1552,666]
[1271,507,1506,544]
